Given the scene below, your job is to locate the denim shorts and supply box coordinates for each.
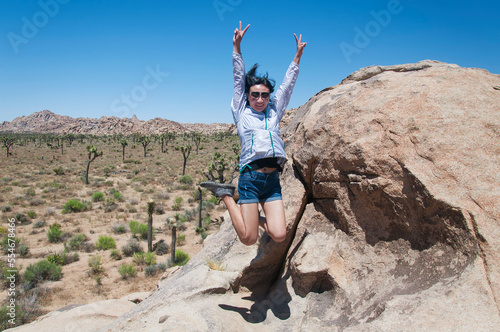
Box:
[238,170,282,204]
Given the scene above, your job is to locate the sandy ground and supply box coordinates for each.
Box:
[0,135,236,320]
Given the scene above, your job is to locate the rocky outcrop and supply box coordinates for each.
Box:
[100,60,500,330]
[0,110,233,135]
[14,60,500,331]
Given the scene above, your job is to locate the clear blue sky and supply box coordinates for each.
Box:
[1,0,499,124]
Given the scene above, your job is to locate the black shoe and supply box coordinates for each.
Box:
[200,181,235,198]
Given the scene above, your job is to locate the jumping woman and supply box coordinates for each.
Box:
[201,21,307,246]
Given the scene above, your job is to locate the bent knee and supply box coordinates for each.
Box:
[269,231,287,243]
[240,234,258,246]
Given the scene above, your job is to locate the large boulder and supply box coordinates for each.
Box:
[104,60,500,331]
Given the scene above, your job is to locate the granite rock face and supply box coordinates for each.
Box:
[104,60,500,331]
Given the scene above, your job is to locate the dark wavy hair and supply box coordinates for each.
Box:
[245,64,276,93]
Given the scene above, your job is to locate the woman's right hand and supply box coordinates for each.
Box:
[233,21,250,54]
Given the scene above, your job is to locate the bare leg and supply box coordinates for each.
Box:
[261,200,286,242]
[222,196,260,246]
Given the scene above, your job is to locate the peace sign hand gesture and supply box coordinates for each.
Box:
[293,33,307,65]
[233,21,250,54]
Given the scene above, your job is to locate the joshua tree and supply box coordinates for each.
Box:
[191,132,202,154]
[160,132,176,153]
[139,135,151,158]
[203,151,239,183]
[85,145,103,185]
[147,199,155,252]
[120,139,128,161]
[1,136,16,158]
[64,133,75,146]
[175,145,192,176]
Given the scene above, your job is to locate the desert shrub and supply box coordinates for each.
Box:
[32,220,46,228]
[129,198,139,205]
[1,263,20,289]
[133,252,145,265]
[18,242,29,257]
[110,223,127,234]
[121,239,143,257]
[66,233,87,251]
[27,210,37,219]
[112,191,124,201]
[178,175,193,185]
[172,250,189,266]
[208,196,218,205]
[47,223,63,243]
[155,240,169,255]
[25,188,36,196]
[46,252,79,266]
[110,249,122,260]
[129,220,140,237]
[53,166,64,175]
[138,223,149,240]
[16,213,29,224]
[29,198,44,206]
[23,260,62,291]
[118,264,137,279]
[95,235,116,251]
[129,221,151,240]
[88,256,104,275]
[154,204,165,215]
[176,234,186,246]
[61,199,87,214]
[0,226,6,235]
[92,191,104,202]
[1,206,12,212]
[2,236,20,254]
[145,251,156,266]
[171,197,183,211]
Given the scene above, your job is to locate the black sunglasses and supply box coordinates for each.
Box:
[249,91,270,100]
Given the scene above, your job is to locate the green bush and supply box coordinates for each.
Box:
[95,235,116,251]
[173,250,189,266]
[61,199,87,214]
[177,234,186,246]
[110,249,122,260]
[129,220,152,240]
[129,220,140,237]
[88,256,103,275]
[144,251,156,266]
[133,252,146,265]
[66,233,87,251]
[27,210,37,219]
[112,191,124,201]
[23,260,62,291]
[47,223,63,243]
[46,252,79,266]
[118,264,137,279]
[171,197,183,211]
[92,191,104,202]
[2,236,20,254]
[178,175,193,185]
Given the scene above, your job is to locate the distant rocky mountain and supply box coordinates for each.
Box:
[0,110,235,135]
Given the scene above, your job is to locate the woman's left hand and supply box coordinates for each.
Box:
[293,33,307,65]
